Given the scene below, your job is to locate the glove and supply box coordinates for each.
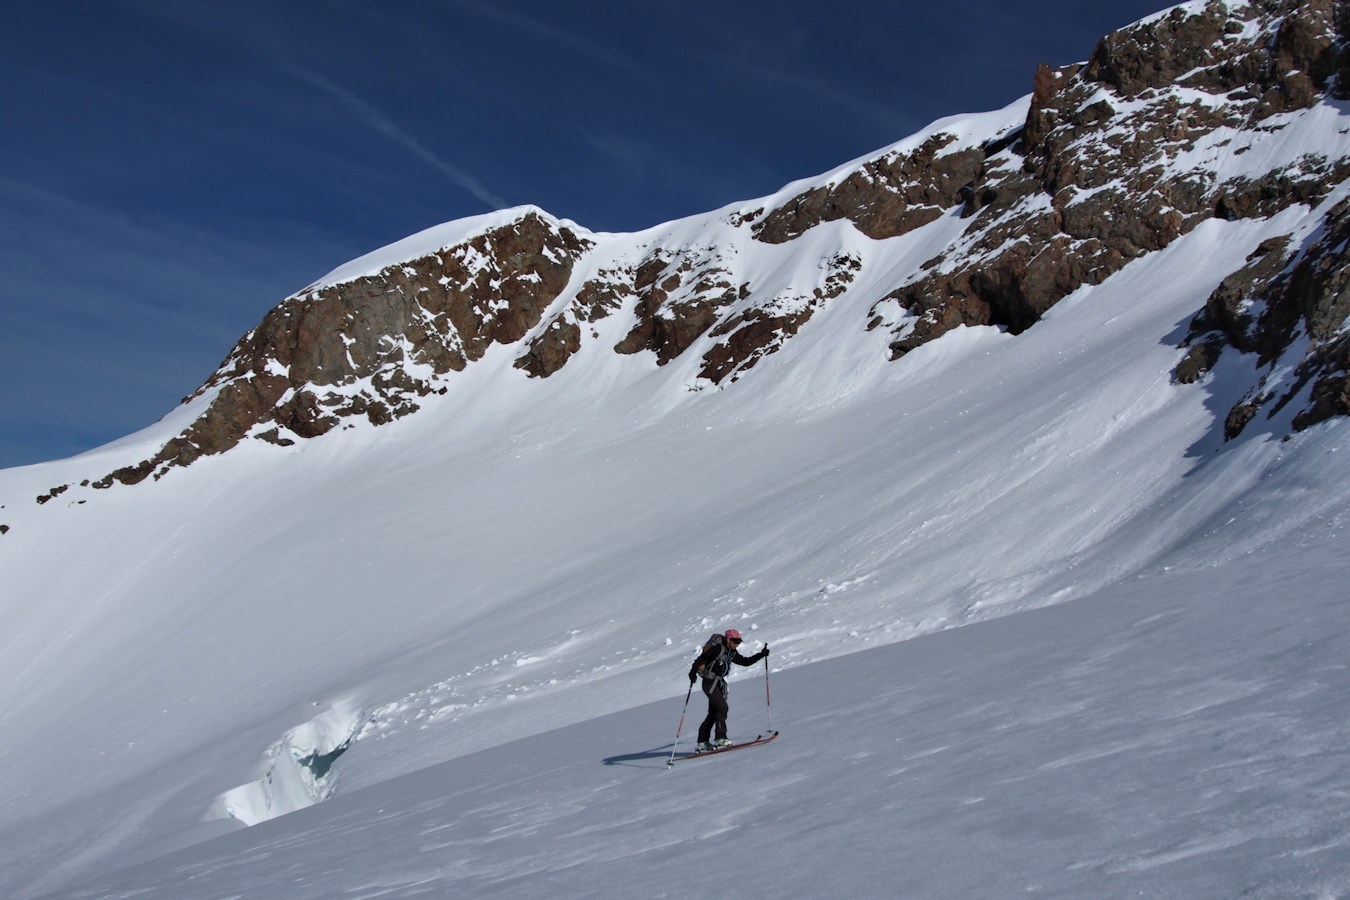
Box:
[763,644,770,656]
[688,670,697,684]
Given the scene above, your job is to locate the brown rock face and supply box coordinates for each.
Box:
[1263,199,1350,431]
[1291,337,1350,430]
[1338,1,1350,99]
[1181,195,1350,439]
[752,135,986,243]
[514,266,628,378]
[1191,237,1296,358]
[207,210,592,392]
[873,0,1348,363]
[99,211,593,485]
[514,319,583,379]
[698,253,861,383]
[1082,0,1340,107]
[1080,3,1233,97]
[612,250,745,365]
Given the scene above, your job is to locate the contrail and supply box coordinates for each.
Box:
[291,66,509,211]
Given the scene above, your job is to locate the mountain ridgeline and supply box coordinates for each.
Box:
[66,0,1350,493]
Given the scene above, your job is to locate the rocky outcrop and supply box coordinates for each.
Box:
[611,250,746,365]
[698,253,862,383]
[1293,336,1350,430]
[513,264,626,378]
[1082,0,1341,109]
[873,0,1350,363]
[1182,194,1350,438]
[751,135,986,243]
[98,211,593,485]
[519,245,862,385]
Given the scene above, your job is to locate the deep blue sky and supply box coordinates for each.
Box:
[1,0,1172,469]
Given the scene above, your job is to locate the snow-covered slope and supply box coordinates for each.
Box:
[4,205,1347,899]
[41,519,1350,899]
[2,1,1349,896]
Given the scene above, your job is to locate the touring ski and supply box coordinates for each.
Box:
[669,731,778,764]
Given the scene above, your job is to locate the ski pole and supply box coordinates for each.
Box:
[764,652,773,732]
[667,681,695,768]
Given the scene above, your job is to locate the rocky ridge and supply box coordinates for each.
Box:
[1182,192,1350,437]
[40,0,1350,499]
[871,0,1349,361]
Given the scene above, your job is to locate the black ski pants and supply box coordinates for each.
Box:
[697,677,729,743]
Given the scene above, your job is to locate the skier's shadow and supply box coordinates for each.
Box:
[602,745,677,769]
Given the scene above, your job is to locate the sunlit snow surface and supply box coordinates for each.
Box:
[2,93,1350,896]
[46,526,1350,898]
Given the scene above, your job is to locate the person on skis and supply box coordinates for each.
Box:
[688,628,768,751]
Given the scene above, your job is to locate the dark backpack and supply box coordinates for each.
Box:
[696,633,731,681]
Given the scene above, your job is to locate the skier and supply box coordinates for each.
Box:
[688,628,768,751]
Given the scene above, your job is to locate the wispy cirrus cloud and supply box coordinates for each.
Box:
[288,67,509,211]
[447,0,650,79]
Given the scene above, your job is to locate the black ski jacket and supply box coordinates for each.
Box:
[690,638,766,683]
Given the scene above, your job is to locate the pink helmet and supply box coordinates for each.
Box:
[724,628,743,641]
